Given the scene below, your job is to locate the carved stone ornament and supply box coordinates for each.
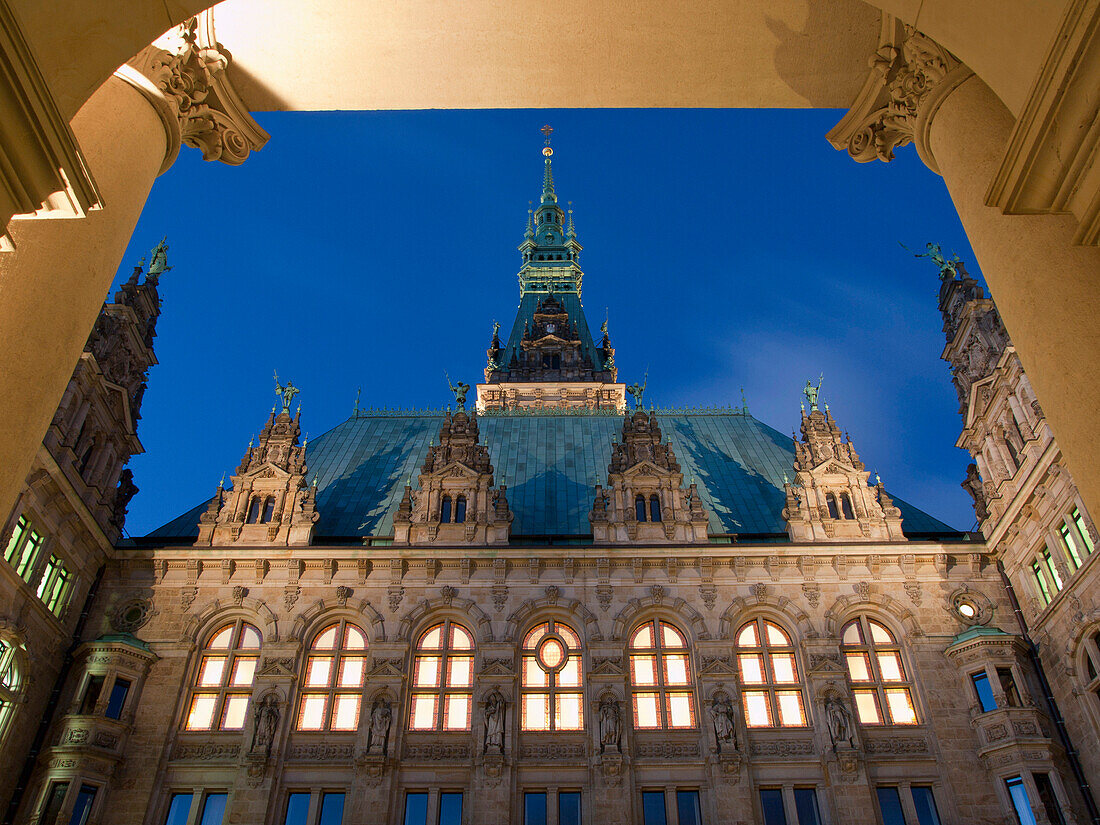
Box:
[110,598,153,632]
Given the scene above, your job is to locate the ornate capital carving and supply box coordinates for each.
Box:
[828,16,972,173]
[121,12,267,173]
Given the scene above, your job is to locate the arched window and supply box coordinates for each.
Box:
[840,494,854,520]
[0,638,21,745]
[551,353,560,369]
[520,621,583,730]
[409,621,474,731]
[261,497,275,523]
[184,620,261,730]
[649,495,662,522]
[628,620,695,729]
[826,494,840,519]
[454,496,467,524]
[1080,628,1100,714]
[841,617,917,725]
[440,496,452,524]
[635,495,648,522]
[736,619,806,727]
[246,497,262,524]
[297,620,368,731]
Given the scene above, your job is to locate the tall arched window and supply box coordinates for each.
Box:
[261,497,276,523]
[841,617,917,725]
[826,494,840,519]
[0,638,21,745]
[635,495,647,522]
[454,496,467,524]
[440,496,452,524]
[649,495,662,522]
[246,497,262,524]
[184,620,261,730]
[1080,628,1100,716]
[840,494,854,519]
[520,621,583,731]
[736,618,806,727]
[628,620,696,729]
[409,621,474,731]
[297,620,368,731]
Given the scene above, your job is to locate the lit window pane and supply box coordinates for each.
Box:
[739,654,765,684]
[185,693,217,730]
[297,694,328,730]
[414,656,440,687]
[344,624,367,649]
[220,694,249,729]
[884,688,917,725]
[331,694,361,730]
[776,691,806,726]
[231,657,257,686]
[664,653,690,686]
[869,621,894,644]
[239,625,261,649]
[771,653,797,684]
[846,653,872,682]
[667,692,695,728]
[853,690,882,724]
[841,621,862,645]
[524,656,548,687]
[556,624,580,648]
[631,655,657,686]
[305,656,333,687]
[743,691,772,727]
[409,694,437,730]
[207,626,233,649]
[197,657,226,687]
[661,623,686,648]
[632,623,654,649]
[556,694,583,730]
[633,693,661,728]
[313,625,338,650]
[450,625,474,650]
[737,622,759,647]
[765,622,789,646]
[877,652,905,681]
[447,656,473,688]
[419,626,442,649]
[558,657,581,687]
[522,693,551,730]
[337,656,365,687]
[524,623,549,648]
[539,638,565,669]
[444,694,471,730]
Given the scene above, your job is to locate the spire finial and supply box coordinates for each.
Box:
[567,201,575,236]
[353,387,361,418]
[540,125,555,199]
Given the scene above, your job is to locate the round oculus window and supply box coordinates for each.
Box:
[957,601,977,619]
[537,636,566,671]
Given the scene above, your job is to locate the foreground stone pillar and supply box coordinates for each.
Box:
[927,74,1100,520]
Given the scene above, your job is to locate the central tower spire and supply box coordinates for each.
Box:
[476,127,625,413]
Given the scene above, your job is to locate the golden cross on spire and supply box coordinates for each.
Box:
[541,124,553,142]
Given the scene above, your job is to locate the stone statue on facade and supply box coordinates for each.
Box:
[962,463,988,521]
[484,689,505,753]
[111,469,139,528]
[598,695,622,753]
[148,237,171,279]
[366,698,392,755]
[446,372,470,411]
[274,371,300,412]
[250,694,280,756]
[825,696,852,748]
[803,374,824,411]
[709,692,737,752]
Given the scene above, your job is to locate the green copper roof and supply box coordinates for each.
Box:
[145,410,958,543]
[499,290,609,376]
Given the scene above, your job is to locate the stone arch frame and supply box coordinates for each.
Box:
[182,597,279,648]
[718,595,817,642]
[0,619,27,752]
[290,598,386,646]
[611,595,709,643]
[1064,615,1100,718]
[823,592,924,640]
[398,596,493,645]
[506,595,601,645]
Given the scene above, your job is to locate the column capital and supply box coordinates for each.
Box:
[827,16,973,174]
[118,11,268,174]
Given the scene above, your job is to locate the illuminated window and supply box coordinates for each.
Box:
[1071,508,1094,555]
[736,618,806,727]
[184,620,261,731]
[296,619,368,731]
[628,620,696,729]
[4,515,45,583]
[1041,547,1064,592]
[1060,525,1082,570]
[36,554,73,617]
[841,617,917,725]
[408,620,474,731]
[0,638,21,746]
[520,620,584,730]
[1032,561,1053,605]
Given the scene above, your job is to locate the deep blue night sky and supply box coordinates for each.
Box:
[116,109,981,536]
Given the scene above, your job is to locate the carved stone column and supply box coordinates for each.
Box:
[0,10,265,520]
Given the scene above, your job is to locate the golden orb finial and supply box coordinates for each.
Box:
[541,123,553,156]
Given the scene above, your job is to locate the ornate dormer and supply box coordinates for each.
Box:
[782,391,905,543]
[476,127,625,412]
[196,376,318,546]
[590,409,709,544]
[393,408,512,545]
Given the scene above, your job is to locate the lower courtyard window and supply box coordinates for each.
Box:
[522,790,580,825]
[162,792,227,825]
[284,792,345,825]
[401,792,461,825]
[877,785,942,825]
[759,788,822,825]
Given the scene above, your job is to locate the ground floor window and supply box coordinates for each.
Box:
[878,785,942,825]
[402,791,461,825]
[641,789,702,825]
